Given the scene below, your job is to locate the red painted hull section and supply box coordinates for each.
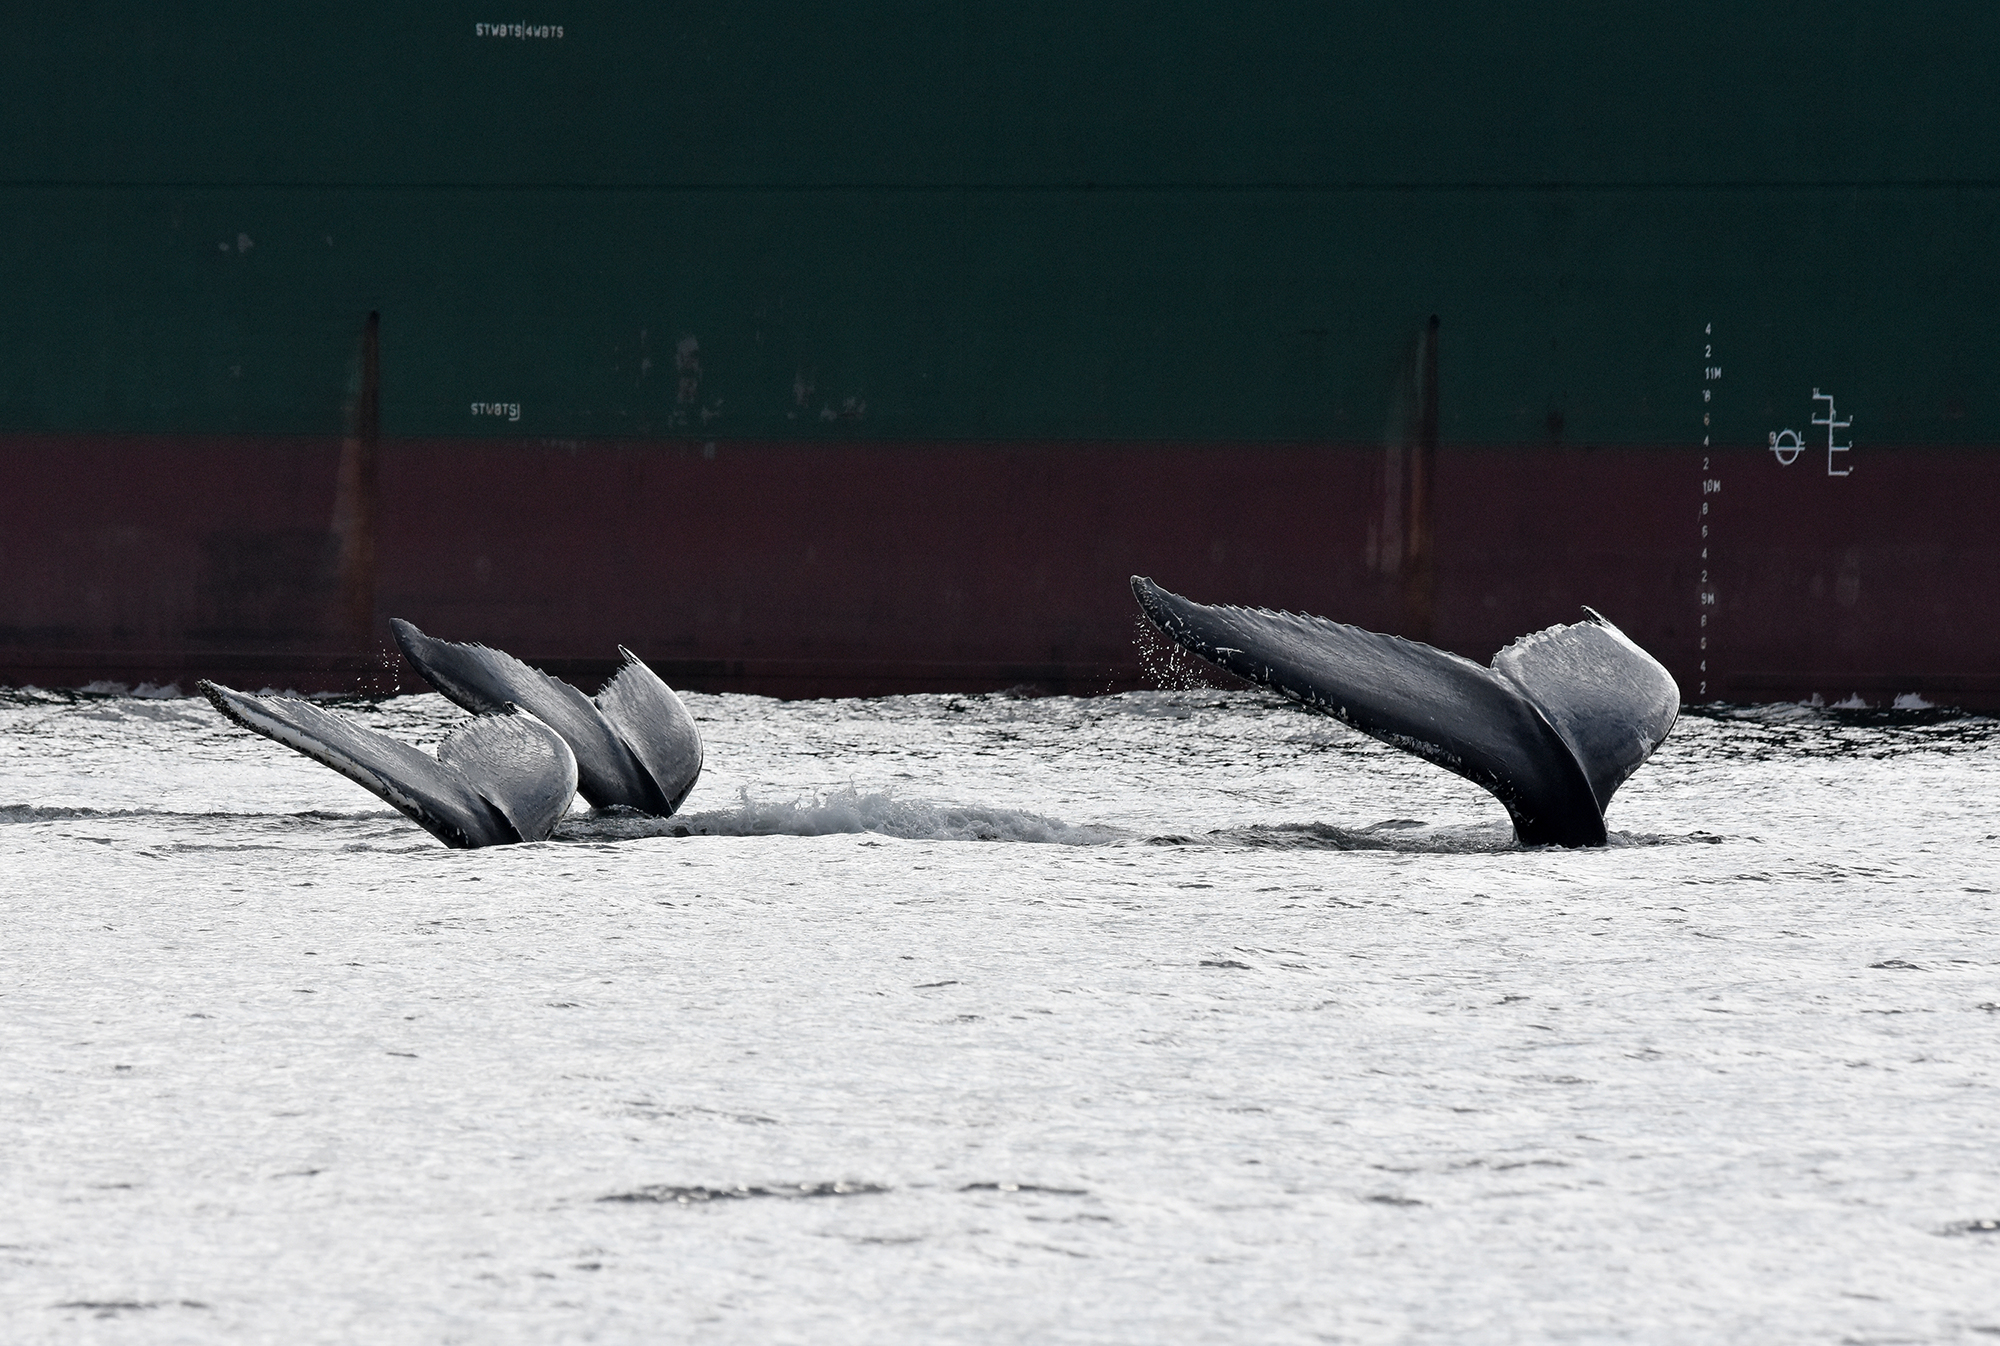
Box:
[2,434,1996,706]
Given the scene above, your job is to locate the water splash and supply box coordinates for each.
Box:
[561,785,1128,846]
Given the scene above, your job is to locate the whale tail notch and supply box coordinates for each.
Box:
[389,620,701,816]
[1129,576,1678,847]
[199,681,577,848]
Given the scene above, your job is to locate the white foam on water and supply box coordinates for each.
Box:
[590,784,1128,846]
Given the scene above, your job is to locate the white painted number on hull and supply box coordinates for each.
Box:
[1698,323,1716,697]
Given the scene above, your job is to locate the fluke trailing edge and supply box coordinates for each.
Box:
[200,682,577,848]
[1130,576,1679,846]
[391,620,702,816]
[199,626,704,849]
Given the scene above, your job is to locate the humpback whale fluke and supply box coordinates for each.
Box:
[390,620,702,816]
[1130,577,1679,847]
[199,682,577,848]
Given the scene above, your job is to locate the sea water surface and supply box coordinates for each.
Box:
[2,681,1998,1343]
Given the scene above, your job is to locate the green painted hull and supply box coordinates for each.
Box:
[3,6,1997,700]
[4,4,1994,447]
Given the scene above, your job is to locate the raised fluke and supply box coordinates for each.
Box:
[390,620,702,815]
[1130,576,1678,847]
[199,681,577,849]
[1489,607,1681,816]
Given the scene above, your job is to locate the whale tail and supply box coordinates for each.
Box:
[1488,606,1681,816]
[389,620,702,816]
[199,681,577,848]
[1130,576,1678,847]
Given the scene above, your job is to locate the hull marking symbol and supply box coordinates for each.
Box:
[1768,390,1852,476]
[1811,389,1853,476]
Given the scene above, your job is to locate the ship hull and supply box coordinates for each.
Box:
[5,433,1993,707]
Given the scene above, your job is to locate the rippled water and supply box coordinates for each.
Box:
[3,684,1998,1343]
